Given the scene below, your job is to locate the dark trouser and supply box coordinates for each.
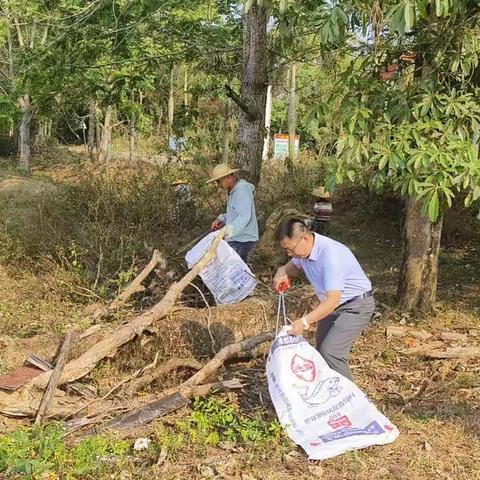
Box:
[315,296,375,381]
[312,219,330,236]
[227,241,256,264]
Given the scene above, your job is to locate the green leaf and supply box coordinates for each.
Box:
[347,170,355,182]
[378,155,388,170]
[428,190,440,222]
[404,2,415,30]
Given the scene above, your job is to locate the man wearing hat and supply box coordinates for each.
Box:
[207,164,259,263]
[311,186,332,236]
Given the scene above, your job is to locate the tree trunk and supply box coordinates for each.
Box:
[397,198,443,312]
[87,99,97,161]
[129,111,136,161]
[98,106,112,162]
[18,94,31,174]
[288,62,297,162]
[222,99,231,163]
[183,67,189,108]
[232,3,268,186]
[167,66,175,144]
[262,84,272,160]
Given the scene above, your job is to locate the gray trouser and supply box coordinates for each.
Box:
[315,296,375,381]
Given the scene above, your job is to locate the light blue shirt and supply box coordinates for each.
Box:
[291,233,371,304]
[218,179,259,242]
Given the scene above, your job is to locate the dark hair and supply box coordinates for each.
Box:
[276,217,309,242]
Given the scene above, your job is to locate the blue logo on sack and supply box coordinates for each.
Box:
[319,420,385,443]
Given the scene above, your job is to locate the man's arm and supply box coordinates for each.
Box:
[288,290,341,336]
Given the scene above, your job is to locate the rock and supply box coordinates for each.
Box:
[422,440,432,452]
[198,465,216,478]
[133,437,151,451]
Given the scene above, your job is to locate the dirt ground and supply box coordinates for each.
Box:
[0,160,479,479]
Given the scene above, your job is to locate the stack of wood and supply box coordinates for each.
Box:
[0,228,275,436]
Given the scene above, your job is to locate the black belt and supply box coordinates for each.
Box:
[341,290,373,307]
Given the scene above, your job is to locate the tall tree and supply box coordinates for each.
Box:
[308,0,480,312]
[226,2,268,186]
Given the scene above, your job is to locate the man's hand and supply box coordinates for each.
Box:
[211,219,224,231]
[273,267,291,293]
[287,318,307,336]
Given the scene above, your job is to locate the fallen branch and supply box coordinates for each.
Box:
[99,379,243,432]
[401,341,444,355]
[110,250,163,310]
[35,327,74,425]
[85,331,274,433]
[127,357,202,395]
[86,249,164,323]
[0,230,226,418]
[181,331,275,388]
[423,347,480,359]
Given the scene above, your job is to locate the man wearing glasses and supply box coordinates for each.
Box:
[273,217,374,381]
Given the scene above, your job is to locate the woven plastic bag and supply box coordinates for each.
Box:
[185,231,256,304]
[267,328,399,460]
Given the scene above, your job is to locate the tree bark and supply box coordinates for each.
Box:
[167,66,175,144]
[87,99,97,161]
[222,98,231,163]
[232,3,268,186]
[398,198,443,312]
[129,110,136,161]
[18,94,31,174]
[98,105,112,162]
[288,63,297,162]
[262,84,273,160]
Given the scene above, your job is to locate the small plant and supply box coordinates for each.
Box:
[0,425,66,478]
[158,396,286,453]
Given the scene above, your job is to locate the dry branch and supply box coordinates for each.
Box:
[35,327,74,425]
[85,249,164,323]
[88,331,274,433]
[127,357,202,395]
[423,347,480,359]
[181,331,275,388]
[401,341,444,355]
[0,230,226,418]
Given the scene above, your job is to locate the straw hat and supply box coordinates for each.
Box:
[171,179,188,186]
[312,186,331,199]
[206,164,240,183]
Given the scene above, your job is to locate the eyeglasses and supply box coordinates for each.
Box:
[283,236,304,255]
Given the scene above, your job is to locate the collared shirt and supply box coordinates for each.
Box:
[217,179,259,243]
[291,233,371,304]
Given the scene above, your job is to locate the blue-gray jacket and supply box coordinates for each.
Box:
[217,179,259,242]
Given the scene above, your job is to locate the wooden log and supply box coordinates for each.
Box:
[401,341,444,355]
[35,327,74,424]
[424,347,480,359]
[0,230,226,418]
[438,332,468,343]
[99,379,243,432]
